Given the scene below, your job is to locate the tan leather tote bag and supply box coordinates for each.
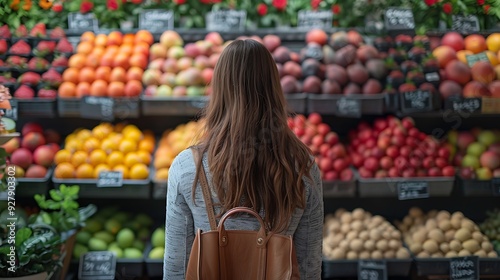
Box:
[185,147,300,280]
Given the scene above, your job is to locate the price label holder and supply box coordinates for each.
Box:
[80,96,114,122]
[450,256,479,280]
[452,15,480,34]
[297,10,333,29]
[397,181,429,200]
[336,98,361,118]
[384,7,415,36]
[492,178,500,196]
[78,251,116,280]
[400,90,433,113]
[466,53,489,67]
[68,13,98,31]
[97,171,123,188]
[425,72,440,83]
[2,99,17,121]
[358,260,387,280]
[139,10,174,32]
[206,10,246,32]
[447,97,482,113]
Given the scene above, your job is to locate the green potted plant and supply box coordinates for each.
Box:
[0,185,97,280]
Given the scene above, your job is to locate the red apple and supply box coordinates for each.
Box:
[364,157,379,172]
[319,157,333,172]
[442,166,456,177]
[340,169,354,181]
[358,167,374,178]
[351,153,363,168]
[428,167,442,177]
[438,147,450,159]
[325,132,339,146]
[394,157,409,170]
[460,167,475,179]
[423,157,435,169]
[324,170,339,181]
[436,157,448,168]
[317,123,330,136]
[375,170,388,178]
[400,146,412,158]
[333,159,348,172]
[308,113,322,125]
[388,167,400,177]
[380,156,393,169]
[410,157,422,168]
[386,146,400,158]
[402,168,416,178]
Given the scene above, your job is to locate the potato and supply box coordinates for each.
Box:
[414,217,425,226]
[325,213,335,221]
[431,252,444,257]
[382,231,392,240]
[335,208,346,218]
[451,211,464,220]
[376,239,388,251]
[410,243,423,254]
[450,240,462,252]
[351,220,363,232]
[359,231,369,241]
[472,231,483,243]
[425,220,438,230]
[384,250,395,259]
[445,230,456,242]
[463,239,480,253]
[438,220,452,232]
[391,231,401,239]
[340,212,352,224]
[417,251,430,258]
[428,210,438,218]
[451,218,462,230]
[455,228,472,242]
[413,230,427,243]
[396,248,410,259]
[461,219,475,232]
[446,251,458,258]
[369,229,382,240]
[350,239,364,252]
[474,250,487,257]
[481,241,493,252]
[389,239,401,250]
[341,224,351,234]
[339,240,349,250]
[409,207,424,218]
[423,240,439,254]
[359,251,371,259]
[327,220,341,233]
[403,216,413,226]
[331,248,346,259]
[458,249,471,257]
[346,231,358,241]
[364,240,376,251]
[331,235,344,248]
[346,251,358,260]
[488,251,498,257]
[428,228,445,243]
[436,211,451,221]
[440,243,450,254]
[352,208,365,220]
[371,250,383,259]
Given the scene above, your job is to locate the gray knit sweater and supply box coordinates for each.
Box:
[164,149,324,279]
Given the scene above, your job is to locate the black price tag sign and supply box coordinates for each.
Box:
[452,15,480,34]
[397,181,429,200]
[139,10,174,32]
[336,98,361,117]
[78,251,116,280]
[466,53,489,67]
[97,171,123,188]
[449,98,482,113]
[80,96,114,121]
[206,10,246,31]
[492,178,500,196]
[68,13,98,31]
[2,99,17,121]
[384,7,415,35]
[401,90,432,112]
[358,260,387,280]
[297,10,333,29]
[450,256,479,280]
[425,72,440,83]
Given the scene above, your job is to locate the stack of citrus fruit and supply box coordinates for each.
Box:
[154,121,203,181]
[58,30,153,98]
[54,123,154,180]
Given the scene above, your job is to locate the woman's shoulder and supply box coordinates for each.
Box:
[169,149,197,177]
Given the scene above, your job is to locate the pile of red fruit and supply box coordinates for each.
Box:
[2,122,61,178]
[348,116,455,178]
[288,113,353,181]
[0,23,72,99]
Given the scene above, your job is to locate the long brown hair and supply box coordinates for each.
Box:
[193,39,314,232]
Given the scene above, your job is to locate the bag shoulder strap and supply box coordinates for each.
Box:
[191,147,217,231]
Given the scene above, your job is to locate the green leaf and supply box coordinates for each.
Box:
[15,227,32,247]
[49,189,63,202]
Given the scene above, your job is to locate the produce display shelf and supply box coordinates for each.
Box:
[307,94,386,116]
[70,258,144,278]
[140,96,208,116]
[322,180,356,198]
[57,97,140,118]
[322,259,412,278]
[144,246,163,277]
[15,168,53,197]
[357,176,455,198]
[52,177,151,199]
[0,133,20,145]
[285,93,307,114]
[152,179,167,200]
[459,176,496,197]
[15,98,57,118]
[415,257,500,277]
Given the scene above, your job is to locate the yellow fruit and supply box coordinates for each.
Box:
[130,163,149,180]
[71,151,88,167]
[113,164,129,179]
[155,168,169,180]
[154,156,173,170]
[83,137,101,153]
[124,129,143,143]
[486,33,500,52]
[76,163,94,179]
[107,151,124,168]
[94,164,110,178]
[65,134,76,143]
[54,150,72,164]
[119,139,137,154]
[54,163,75,178]
[122,124,140,136]
[486,50,499,66]
[138,140,154,153]
[124,152,141,168]
[114,122,127,133]
[137,150,151,165]
[101,138,117,153]
[92,126,108,140]
[89,149,107,166]
[76,129,92,141]
[65,139,82,153]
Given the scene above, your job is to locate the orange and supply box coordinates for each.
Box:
[76,129,92,141]
[113,53,131,69]
[119,139,137,154]
[133,43,149,57]
[124,80,143,97]
[118,44,134,55]
[155,168,169,180]
[76,163,94,179]
[83,137,100,153]
[154,156,172,170]
[126,67,144,81]
[91,47,105,58]
[92,124,108,140]
[135,30,154,45]
[129,53,148,69]
[137,150,151,165]
[64,139,82,153]
[95,34,108,48]
[123,33,135,45]
[122,124,140,136]
[464,34,488,54]
[68,54,87,69]
[71,151,88,167]
[95,66,112,82]
[58,82,76,98]
[101,138,117,153]
[114,122,126,133]
[77,42,93,55]
[110,67,126,83]
[124,152,141,168]
[54,163,75,179]
[113,164,129,179]
[79,67,96,84]
[90,80,108,97]
[108,81,125,98]
[487,33,500,52]
[138,140,154,153]
[100,54,115,68]
[107,31,123,46]
[76,82,91,98]
[107,151,124,167]
[54,149,72,164]
[65,134,76,143]
[130,163,149,180]
[457,50,474,64]
[93,164,110,178]
[89,149,107,166]
[80,31,95,43]
[105,45,119,55]
[62,68,80,84]
[124,128,142,142]
[486,51,499,66]
[85,53,101,68]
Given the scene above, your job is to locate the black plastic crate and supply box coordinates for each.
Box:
[15,98,57,118]
[141,96,208,116]
[308,94,385,116]
[459,176,496,196]
[57,97,140,118]
[415,258,500,277]
[357,175,454,198]
[52,177,151,199]
[322,259,412,278]
[144,245,163,277]
[57,97,80,117]
[285,93,307,114]
[322,180,356,198]
[16,168,53,197]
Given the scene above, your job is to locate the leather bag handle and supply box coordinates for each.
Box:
[191,147,217,231]
[217,207,268,248]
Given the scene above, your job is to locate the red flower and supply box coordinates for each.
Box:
[477,0,485,5]
[272,0,287,11]
[311,0,321,10]
[200,0,211,4]
[332,4,341,14]
[107,0,118,10]
[52,3,63,12]
[132,0,142,3]
[80,1,93,13]
[443,2,452,14]
[173,0,186,4]
[122,0,127,3]
[424,0,437,6]
[257,3,268,16]
[484,4,491,13]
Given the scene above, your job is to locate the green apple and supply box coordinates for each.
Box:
[116,228,135,249]
[476,167,493,180]
[187,86,204,97]
[462,155,480,170]
[73,243,88,259]
[148,247,165,259]
[76,231,92,245]
[93,231,114,244]
[155,85,173,97]
[448,130,458,145]
[151,228,165,248]
[108,246,123,258]
[88,238,107,251]
[478,130,496,147]
[467,142,486,157]
[124,248,143,259]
